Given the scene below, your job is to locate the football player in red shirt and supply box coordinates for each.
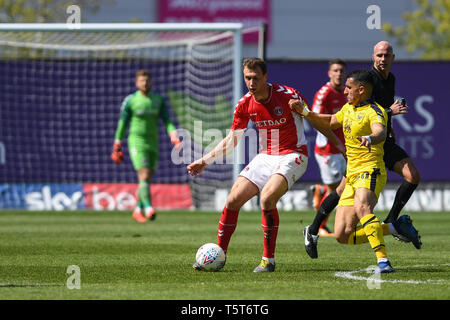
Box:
[188,58,344,272]
[310,59,347,236]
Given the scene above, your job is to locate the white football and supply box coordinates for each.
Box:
[195,243,226,271]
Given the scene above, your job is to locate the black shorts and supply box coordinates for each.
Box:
[383,141,409,171]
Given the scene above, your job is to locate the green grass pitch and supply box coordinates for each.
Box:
[0,209,449,300]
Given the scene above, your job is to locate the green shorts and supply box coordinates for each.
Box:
[129,145,158,171]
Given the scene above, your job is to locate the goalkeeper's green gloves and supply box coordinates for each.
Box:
[170,131,181,150]
[111,140,124,164]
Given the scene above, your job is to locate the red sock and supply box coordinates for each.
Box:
[217,207,239,253]
[261,208,280,259]
[319,186,330,229]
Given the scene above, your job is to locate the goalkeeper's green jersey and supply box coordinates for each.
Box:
[114,90,176,152]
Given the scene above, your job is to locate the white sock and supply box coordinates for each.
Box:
[388,223,399,237]
[377,257,389,263]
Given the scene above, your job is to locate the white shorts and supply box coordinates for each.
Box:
[239,152,308,191]
[314,153,346,185]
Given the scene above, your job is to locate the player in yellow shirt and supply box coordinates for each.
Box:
[289,69,394,273]
[335,96,387,208]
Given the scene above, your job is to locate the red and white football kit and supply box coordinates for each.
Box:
[312,82,347,185]
[217,83,311,261]
[231,83,309,190]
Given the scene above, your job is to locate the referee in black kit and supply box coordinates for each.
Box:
[369,41,421,231]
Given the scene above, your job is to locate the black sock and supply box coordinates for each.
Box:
[384,181,418,223]
[310,190,340,235]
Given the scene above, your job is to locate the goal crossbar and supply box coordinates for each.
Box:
[0,23,243,32]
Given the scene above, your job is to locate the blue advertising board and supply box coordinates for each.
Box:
[0,183,85,210]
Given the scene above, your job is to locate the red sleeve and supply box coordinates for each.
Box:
[230,102,249,130]
[312,87,329,114]
[296,89,309,107]
[290,88,310,118]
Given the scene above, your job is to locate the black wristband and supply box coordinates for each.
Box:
[386,108,392,116]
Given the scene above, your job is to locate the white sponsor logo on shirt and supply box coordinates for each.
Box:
[254,117,287,127]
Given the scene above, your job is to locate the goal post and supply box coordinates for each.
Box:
[0,23,245,211]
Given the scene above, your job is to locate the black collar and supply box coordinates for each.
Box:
[372,66,392,81]
[355,98,373,107]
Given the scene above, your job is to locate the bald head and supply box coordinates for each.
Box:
[373,41,394,55]
[372,41,395,78]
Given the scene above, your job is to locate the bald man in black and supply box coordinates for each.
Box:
[369,41,421,224]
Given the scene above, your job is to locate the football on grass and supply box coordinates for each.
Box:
[195,243,226,271]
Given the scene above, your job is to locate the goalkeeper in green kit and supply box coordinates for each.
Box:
[111,69,181,222]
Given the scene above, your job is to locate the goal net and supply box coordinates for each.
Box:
[0,23,243,211]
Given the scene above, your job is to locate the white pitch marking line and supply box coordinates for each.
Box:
[335,263,450,284]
